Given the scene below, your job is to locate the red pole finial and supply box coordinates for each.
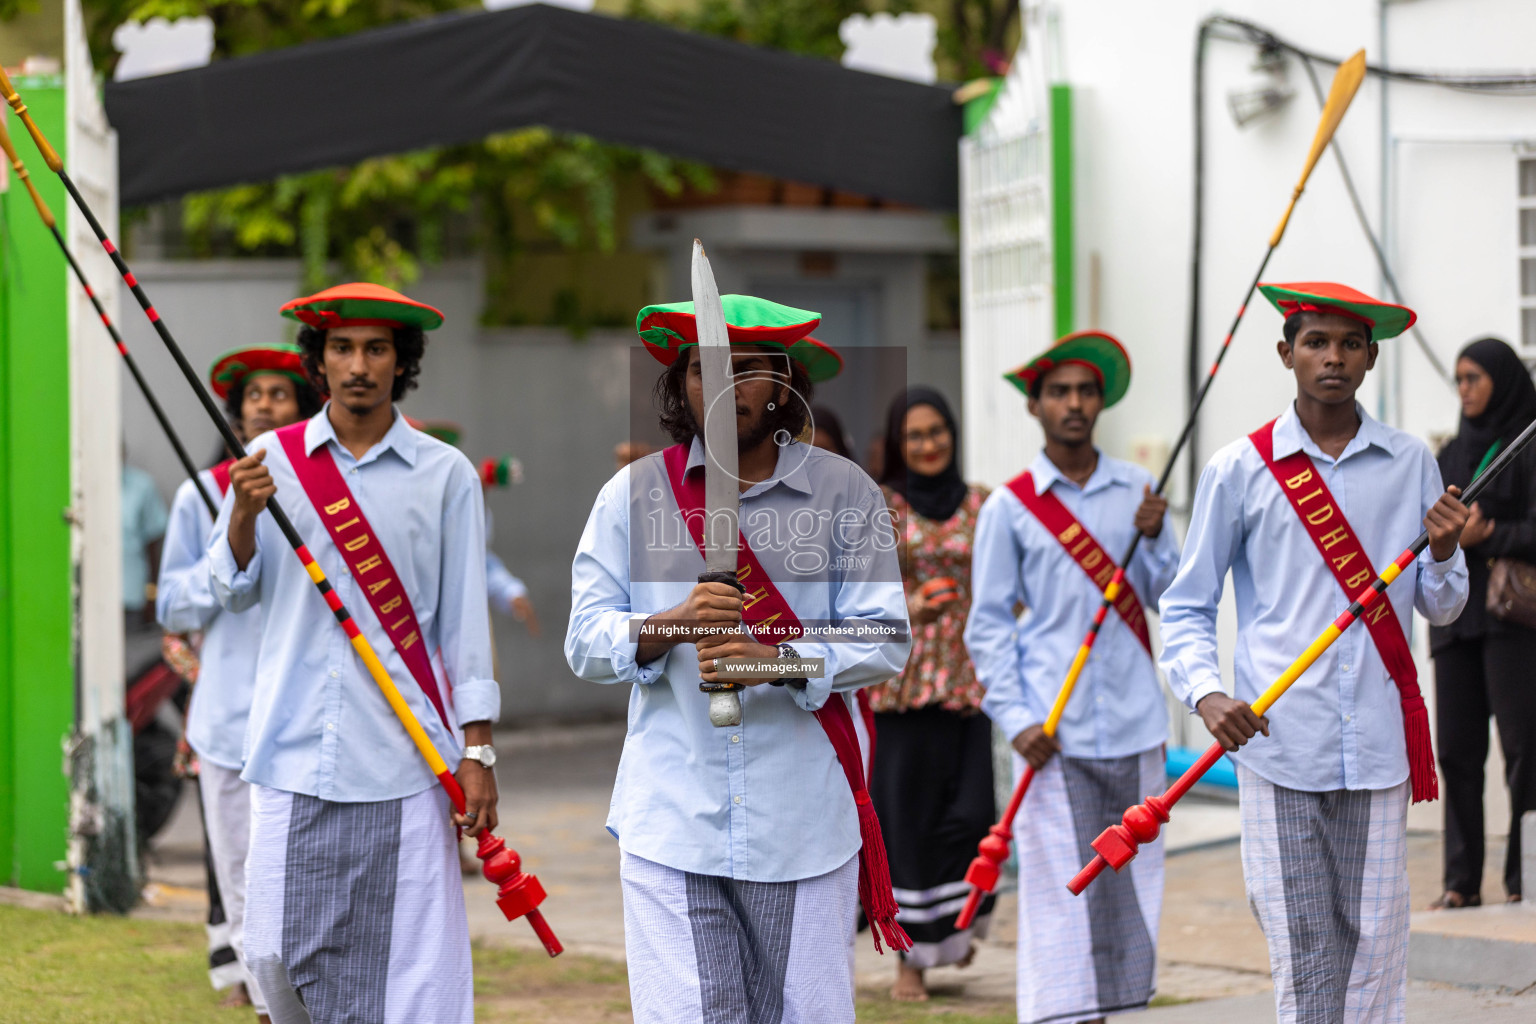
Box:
[476,831,563,957]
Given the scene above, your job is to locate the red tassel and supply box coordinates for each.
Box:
[1401,694,1438,804]
[854,792,911,954]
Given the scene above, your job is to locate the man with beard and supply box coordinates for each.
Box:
[964,331,1176,1024]
[1160,284,1469,1023]
[158,342,320,1021]
[565,296,909,1023]
[212,284,499,1022]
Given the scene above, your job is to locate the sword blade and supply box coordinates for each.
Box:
[691,239,738,574]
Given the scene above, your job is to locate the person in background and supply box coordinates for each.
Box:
[868,388,994,1002]
[810,404,855,461]
[1430,336,1536,908]
[122,452,169,629]
[158,342,320,1021]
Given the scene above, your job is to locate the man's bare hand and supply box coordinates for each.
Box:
[1460,500,1495,549]
[511,594,541,637]
[696,632,779,686]
[453,758,499,838]
[1011,724,1061,770]
[229,448,275,520]
[636,581,745,665]
[1425,485,1470,562]
[1134,484,1168,539]
[1196,693,1269,752]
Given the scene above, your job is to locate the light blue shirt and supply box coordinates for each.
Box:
[1159,403,1469,792]
[564,439,911,882]
[209,407,500,802]
[965,451,1177,758]
[122,465,168,611]
[157,468,260,771]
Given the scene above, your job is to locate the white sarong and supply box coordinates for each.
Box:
[1014,747,1164,1024]
[199,760,264,1011]
[244,784,471,1024]
[621,850,859,1024]
[1238,765,1410,1024]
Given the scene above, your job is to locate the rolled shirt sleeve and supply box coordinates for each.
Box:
[437,461,501,726]
[1158,459,1242,713]
[156,476,222,633]
[967,491,1047,743]
[566,470,666,687]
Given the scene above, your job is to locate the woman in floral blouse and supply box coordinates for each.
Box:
[868,387,994,1002]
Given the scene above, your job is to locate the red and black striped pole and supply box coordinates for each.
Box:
[954,51,1370,930]
[0,117,217,516]
[0,68,561,954]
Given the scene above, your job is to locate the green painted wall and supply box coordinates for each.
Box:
[1050,83,1074,338]
[0,76,72,892]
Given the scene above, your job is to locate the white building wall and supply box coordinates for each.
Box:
[965,0,1536,822]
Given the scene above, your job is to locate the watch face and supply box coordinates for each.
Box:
[478,748,497,768]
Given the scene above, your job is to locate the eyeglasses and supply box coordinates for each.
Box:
[904,425,952,447]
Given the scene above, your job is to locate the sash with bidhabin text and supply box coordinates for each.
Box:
[1249,418,1437,801]
[660,443,910,954]
[276,422,452,731]
[1005,470,1152,655]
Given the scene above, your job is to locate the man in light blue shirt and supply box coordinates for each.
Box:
[1159,283,1469,1024]
[211,284,498,1022]
[964,331,1175,1024]
[122,458,168,626]
[567,296,909,1023]
[158,341,318,1018]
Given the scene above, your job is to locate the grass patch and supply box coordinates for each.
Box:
[2,902,1016,1022]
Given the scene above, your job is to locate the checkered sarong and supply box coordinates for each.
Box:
[1238,765,1411,1024]
[243,784,471,1024]
[621,850,859,1024]
[1014,747,1164,1024]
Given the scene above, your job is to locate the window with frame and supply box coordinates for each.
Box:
[1521,157,1536,348]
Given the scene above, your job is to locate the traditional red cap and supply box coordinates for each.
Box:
[1259,282,1416,342]
[280,282,445,331]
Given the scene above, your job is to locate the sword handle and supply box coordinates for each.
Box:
[698,571,745,725]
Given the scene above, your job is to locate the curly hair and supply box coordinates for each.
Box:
[296,324,427,401]
[654,346,814,445]
[222,370,323,425]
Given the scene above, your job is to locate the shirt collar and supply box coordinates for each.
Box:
[1029,447,1128,495]
[1271,401,1395,462]
[685,435,814,497]
[304,403,418,467]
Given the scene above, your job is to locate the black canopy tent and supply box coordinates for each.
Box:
[104,3,962,209]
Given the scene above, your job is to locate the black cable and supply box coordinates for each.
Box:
[1296,55,1452,385]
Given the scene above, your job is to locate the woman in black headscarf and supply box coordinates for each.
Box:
[1430,337,1536,908]
[866,388,995,1001]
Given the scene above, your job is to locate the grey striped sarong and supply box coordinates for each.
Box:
[620,850,859,1024]
[1237,765,1410,1024]
[242,784,471,1024]
[1014,747,1164,1024]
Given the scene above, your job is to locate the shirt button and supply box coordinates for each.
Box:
[330,670,339,678]
[326,722,335,731]
[733,795,742,805]
[731,735,740,743]
[1344,715,1352,723]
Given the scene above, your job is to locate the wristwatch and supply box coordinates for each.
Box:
[775,643,809,691]
[462,744,497,769]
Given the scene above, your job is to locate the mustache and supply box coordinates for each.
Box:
[339,377,376,389]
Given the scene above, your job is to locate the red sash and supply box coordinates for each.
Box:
[277,423,452,731]
[1005,470,1152,655]
[661,444,910,953]
[210,459,234,497]
[1249,420,1437,802]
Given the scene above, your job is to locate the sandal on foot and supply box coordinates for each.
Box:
[1428,891,1480,910]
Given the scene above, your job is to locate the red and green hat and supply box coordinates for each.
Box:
[280,282,445,332]
[1003,330,1132,409]
[209,342,309,401]
[1258,281,1416,342]
[636,295,841,382]
[412,419,463,447]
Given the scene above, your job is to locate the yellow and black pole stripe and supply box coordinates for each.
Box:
[1067,413,1536,895]
[0,116,218,516]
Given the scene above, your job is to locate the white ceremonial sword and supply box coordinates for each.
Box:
[692,239,746,728]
